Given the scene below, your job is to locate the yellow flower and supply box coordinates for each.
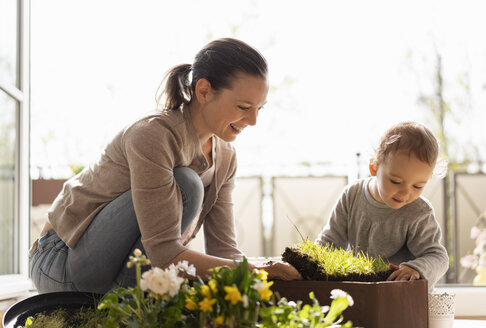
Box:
[214,315,224,325]
[257,269,268,281]
[224,286,242,305]
[185,296,198,311]
[201,285,212,298]
[199,297,217,312]
[209,279,218,293]
[255,280,274,301]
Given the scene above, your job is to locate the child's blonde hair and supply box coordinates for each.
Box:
[373,121,440,168]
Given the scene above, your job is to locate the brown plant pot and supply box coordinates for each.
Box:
[32,179,67,206]
[271,279,428,328]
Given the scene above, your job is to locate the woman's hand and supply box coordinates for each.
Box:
[387,263,421,281]
[257,261,302,280]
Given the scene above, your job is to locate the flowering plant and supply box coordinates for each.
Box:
[460,210,486,285]
[97,249,354,327]
[258,290,353,328]
[98,249,198,328]
[186,258,272,327]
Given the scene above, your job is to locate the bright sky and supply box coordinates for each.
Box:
[30,0,486,178]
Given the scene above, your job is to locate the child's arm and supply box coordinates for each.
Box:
[314,189,349,250]
[399,209,449,288]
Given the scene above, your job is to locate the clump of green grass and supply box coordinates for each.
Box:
[22,306,105,328]
[299,239,389,276]
[282,239,391,281]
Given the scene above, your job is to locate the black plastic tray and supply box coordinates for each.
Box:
[2,291,102,328]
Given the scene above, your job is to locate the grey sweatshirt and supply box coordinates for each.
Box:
[315,177,449,290]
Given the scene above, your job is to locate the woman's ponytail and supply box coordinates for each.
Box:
[156,64,192,110]
[156,38,267,111]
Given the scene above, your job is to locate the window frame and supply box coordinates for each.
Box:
[0,0,31,300]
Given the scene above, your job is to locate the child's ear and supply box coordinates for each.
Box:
[369,160,378,176]
[194,78,212,104]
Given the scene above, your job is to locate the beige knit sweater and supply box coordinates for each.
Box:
[48,107,244,268]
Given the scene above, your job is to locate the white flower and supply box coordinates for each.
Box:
[474,245,484,256]
[461,254,478,269]
[242,294,249,308]
[346,294,354,307]
[140,267,184,297]
[471,226,481,240]
[253,280,263,291]
[140,274,149,291]
[140,261,195,297]
[176,260,196,276]
[168,263,177,271]
[140,268,156,291]
[330,289,354,307]
[479,258,486,269]
[321,305,330,313]
[148,268,171,295]
[330,289,347,299]
[166,267,184,296]
[287,301,297,308]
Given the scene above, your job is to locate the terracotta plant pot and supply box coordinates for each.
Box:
[31,179,66,206]
[271,279,428,328]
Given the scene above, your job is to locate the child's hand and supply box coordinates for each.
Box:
[387,263,421,281]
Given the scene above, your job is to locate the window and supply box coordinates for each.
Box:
[0,0,31,299]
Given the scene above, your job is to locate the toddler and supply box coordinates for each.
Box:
[316,121,449,289]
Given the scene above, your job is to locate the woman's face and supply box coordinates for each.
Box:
[200,72,269,142]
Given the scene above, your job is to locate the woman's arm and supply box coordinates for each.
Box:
[168,249,302,280]
[202,147,244,260]
[167,249,239,279]
[124,121,190,269]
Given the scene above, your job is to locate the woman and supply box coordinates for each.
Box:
[30,38,301,294]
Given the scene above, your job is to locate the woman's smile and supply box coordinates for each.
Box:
[230,124,244,134]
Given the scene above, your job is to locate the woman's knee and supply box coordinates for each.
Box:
[173,166,204,209]
[65,189,140,293]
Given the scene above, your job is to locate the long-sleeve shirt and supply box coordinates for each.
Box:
[315,177,449,289]
[48,106,244,268]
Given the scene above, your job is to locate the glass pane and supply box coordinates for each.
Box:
[0,89,18,274]
[0,0,18,87]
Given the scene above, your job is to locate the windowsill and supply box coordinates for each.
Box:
[0,275,33,301]
[435,284,486,317]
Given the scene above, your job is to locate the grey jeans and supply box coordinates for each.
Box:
[30,167,204,294]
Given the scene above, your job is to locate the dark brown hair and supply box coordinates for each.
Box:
[156,38,268,110]
[373,121,439,167]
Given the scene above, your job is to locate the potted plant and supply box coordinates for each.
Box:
[270,240,429,328]
[460,210,486,285]
[31,164,84,206]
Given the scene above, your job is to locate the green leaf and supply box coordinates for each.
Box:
[324,297,349,325]
[24,316,34,327]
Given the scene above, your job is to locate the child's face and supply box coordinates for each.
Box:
[369,151,435,209]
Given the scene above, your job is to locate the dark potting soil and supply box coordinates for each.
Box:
[282,247,393,282]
